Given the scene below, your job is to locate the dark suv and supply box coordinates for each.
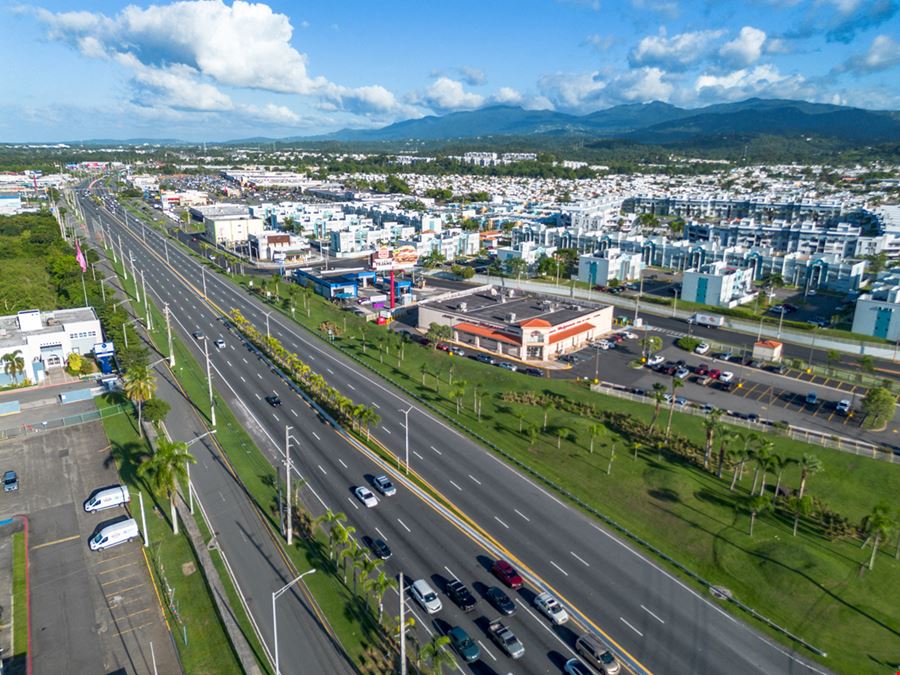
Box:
[445,579,477,612]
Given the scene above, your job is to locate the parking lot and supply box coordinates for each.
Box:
[0,422,178,674]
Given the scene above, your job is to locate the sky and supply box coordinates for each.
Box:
[1,0,899,141]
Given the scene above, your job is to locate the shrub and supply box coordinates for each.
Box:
[676,336,701,352]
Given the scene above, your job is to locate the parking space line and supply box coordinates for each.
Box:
[741,382,758,397]
[97,561,138,575]
[30,534,80,551]
[105,582,145,595]
[113,622,154,638]
[100,574,139,588]
[119,606,153,620]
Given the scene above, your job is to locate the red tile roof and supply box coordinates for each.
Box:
[519,318,551,328]
[549,322,593,344]
[454,322,520,346]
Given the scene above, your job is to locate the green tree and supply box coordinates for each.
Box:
[141,397,171,428]
[745,495,772,537]
[861,386,896,430]
[770,454,797,503]
[749,440,774,495]
[649,382,667,431]
[786,494,814,536]
[365,570,397,623]
[2,350,26,384]
[702,409,723,470]
[664,377,684,439]
[315,510,347,561]
[797,453,823,499]
[137,438,195,535]
[123,364,156,438]
[860,503,895,570]
[418,635,454,675]
[449,380,467,414]
[588,423,604,454]
[641,335,662,360]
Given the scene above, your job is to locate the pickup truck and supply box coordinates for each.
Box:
[488,618,525,659]
[445,579,477,612]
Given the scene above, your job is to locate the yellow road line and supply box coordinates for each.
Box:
[30,534,80,551]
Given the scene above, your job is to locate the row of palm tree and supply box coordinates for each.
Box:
[229,309,381,438]
[1,350,26,385]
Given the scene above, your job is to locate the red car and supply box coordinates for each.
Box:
[708,368,722,379]
[491,559,524,589]
[695,364,709,376]
[611,334,624,343]
[436,343,451,352]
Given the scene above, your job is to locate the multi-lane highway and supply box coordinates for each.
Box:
[81,187,829,675]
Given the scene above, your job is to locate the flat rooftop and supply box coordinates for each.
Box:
[429,288,605,327]
[0,307,98,349]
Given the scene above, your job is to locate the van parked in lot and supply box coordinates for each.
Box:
[84,485,130,513]
[90,519,140,551]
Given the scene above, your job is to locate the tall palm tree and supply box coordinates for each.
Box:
[418,635,454,675]
[797,453,823,499]
[349,546,371,594]
[746,495,771,537]
[314,510,347,560]
[9,350,25,383]
[449,381,467,414]
[786,494,814,536]
[664,377,684,439]
[703,409,723,470]
[861,502,895,570]
[649,383,666,431]
[364,570,396,623]
[542,402,554,431]
[588,423,604,454]
[123,364,156,438]
[770,455,797,503]
[356,556,383,595]
[360,406,380,441]
[2,352,16,384]
[337,538,358,584]
[137,438,195,535]
[749,441,773,495]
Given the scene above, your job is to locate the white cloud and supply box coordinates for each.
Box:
[583,33,615,51]
[420,77,484,111]
[537,71,606,110]
[631,0,679,18]
[719,27,767,68]
[115,53,233,112]
[611,67,674,102]
[459,66,486,86]
[490,87,524,105]
[629,28,726,71]
[239,103,301,125]
[694,64,812,102]
[839,34,900,73]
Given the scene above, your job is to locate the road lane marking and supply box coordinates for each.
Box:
[31,534,80,551]
[620,617,643,637]
[290,409,298,417]
[413,450,424,460]
[514,509,530,522]
[449,480,462,491]
[272,414,279,421]
[375,527,388,541]
[327,368,334,374]
[256,372,263,379]
[348,384,356,391]
[571,551,590,567]
[254,393,261,400]
[226,360,232,367]
[641,605,665,624]
[444,565,458,579]
[372,402,380,408]
[549,560,568,576]
[382,426,392,434]
[430,445,442,455]
[477,640,497,661]
[317,464,327,475]
[467,474,481,485]
[240,376,246,382]
[348,497,359,510]
[493,516,509,529]
[242,357,248,364]
[312,432,321,440]
[338,459,348,469]
[397,518,411,533]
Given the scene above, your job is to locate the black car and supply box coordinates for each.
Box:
[485,586,516,615]
[767,363,788,374]
[521,367,543,377]
[369,538,391,560]
[265,394,282,407]
[446,579,477,612]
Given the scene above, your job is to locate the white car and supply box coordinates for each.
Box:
[534,592,569,625]
[594,340,610,350]
[354,486,378,508]
[410,579,442,614]
[622,331,638,340]
[214,338,226,349]
[718,371,735,383]
[646,354,665,367]
[836,399,851,414]
[694,342,710,355]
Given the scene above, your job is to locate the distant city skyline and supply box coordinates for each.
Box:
[2,0,898,141]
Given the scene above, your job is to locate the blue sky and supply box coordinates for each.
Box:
[2,0,898,141]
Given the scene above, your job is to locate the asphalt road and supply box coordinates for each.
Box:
[83,190,830,675]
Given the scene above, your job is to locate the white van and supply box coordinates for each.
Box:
[84,485,130,513]
[575,634,620,674]
[90,519,140,551]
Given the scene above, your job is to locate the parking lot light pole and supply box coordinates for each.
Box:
[272,569,317,675]
[633,268,644,326]
[777,307,786,339]
[400,406,413,475]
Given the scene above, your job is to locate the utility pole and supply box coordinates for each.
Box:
[400,406,413,475]
[165,238,170,265]
[204,337,216,427]
[119,234,127,279]
[285,426,293,546]
[633,268,644,326]
[399,572,407,675]
[165,303,175,368]
[265,312,272,340]
[130,253,140,303]
[141,270,152,331]
[202,266,207,299]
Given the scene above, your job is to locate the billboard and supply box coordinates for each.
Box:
[369,245,419,271]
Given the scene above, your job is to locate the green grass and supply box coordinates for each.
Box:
[96,396,242,675]
[243,281,900,675]
[11,531,28,663]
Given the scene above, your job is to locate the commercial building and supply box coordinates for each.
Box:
[248,231,311,262]
[0,194,23,215]
[418,286,614,362]
[681,261,755,308]
[577,248,643,285]
[852,279,900,341]
[0,307,103,385]
[191,204,265,246]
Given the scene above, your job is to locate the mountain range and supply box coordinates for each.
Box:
[311,98,900,145]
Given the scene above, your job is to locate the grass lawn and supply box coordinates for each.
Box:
[243,280,900,675]
[97,396,242,675]
[11,531,28,664]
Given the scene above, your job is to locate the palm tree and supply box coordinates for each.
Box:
[588,423,604,454]
[123,364,156,437]
[137,438,195,535]
[356,556,383,595]
[664,377,684,439]
[749,441,773,495]
[746,495,771,537]
[418,635,454,675]
[449,381,467,414]
[337,538,358,584]
[364,570,397,623]
[542,402,554,431]
[349,545,370,594]
[770,455,797,503]
[2,350,26,385]
[703,409,723,470]
[786,494,814,536]
[314,510,347,561]
[527,425,539,449]
[556,426,571,449]
[861,502,895,570]
[649,383,666,431]
[797,453,823,499]
[756,447,777,497]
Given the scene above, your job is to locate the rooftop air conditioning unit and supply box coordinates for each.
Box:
[458,302,468,312]
[507,313,516,323]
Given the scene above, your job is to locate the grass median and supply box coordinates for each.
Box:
[11,530,27,667]
[243,280,900,675]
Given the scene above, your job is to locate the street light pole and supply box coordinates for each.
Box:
[265,312,272,340]
[202,266,207,299]
[399,572,407,675]
[164,303,175,368]
[400,406,413,475]
[118,234,127,280]
[272,569,317,675]
[130,253,140,303]
[777,307,786,339]
[204,338,216,427]
[284,425,293,546]
[141,269,152,331]
[633,268,644,326]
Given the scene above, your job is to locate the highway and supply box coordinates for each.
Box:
[82,189,829,675]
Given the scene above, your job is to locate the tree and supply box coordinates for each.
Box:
[749,441,774,495]
[702,409,722,470]
[365,570,396,623]
[649,383,667,431]
[142,397,171,428]
[2,350,26,384]
[542,402,554,431]
[797,453,823,498]
[418,635,454,675]
[449,381,467,414]
[786,494,814,536]
[770,454,797,503]
[556,426,571,449]
[641,335,662,361]
[137,438,195,535]
[527,425,539,449]
[123,364,156,437]
[865,252,888,275]
[588,423,604,454]
[67,352,83,374]
[861,386,896,430]
[315,510,347,561]
[860,503,895,570]
[334,524,358,580]
[664,377,684,439]
[507,257,527,282]
[745,495,772,536]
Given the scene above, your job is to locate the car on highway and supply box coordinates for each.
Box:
[575,634,620,674]
[364,536,392,560]
[621,331,638,340]
[192,330,205,341]
[354,486,378,508]
[372,475,396,496]
[564,658,594,675]
[694,342,710,355]
[3,470,18,492]
[836,399,851,415]
[410,579,442,614]
[534,591,569,625]
[445,579,477,612]
[447,626,480,663]
[488,618,524,660]
[674,366,690,380]
[498,362,518,371]
[485,586,516,615]
[718,371,735,383]
[214,338,226,349]
[646,354,665,367]
[491,559,523,589]
[264,394,281,407]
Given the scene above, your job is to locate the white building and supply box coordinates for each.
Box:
[852,278,900,341]
[161,190,209,208]
[0,307,103,385]
[577,248,643,285]
[248,231,310,261]
[0,194,23,215]
[192,205,265,246]
[496,241,556,266]
[682,261,755,308]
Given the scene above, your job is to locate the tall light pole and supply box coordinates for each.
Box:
[118,234,127,280]
[633,267,644,326]
[399,572,407,675]
[130,253,140,303]
[777,306,786,339]
[284,425,294,546]
[164,303,175,368]
[141,269,152,331]
[204,337,216,427]
[202,266,207,299]
[265,311,272,340]
[272,569,317,675]
[399,406,413,475]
